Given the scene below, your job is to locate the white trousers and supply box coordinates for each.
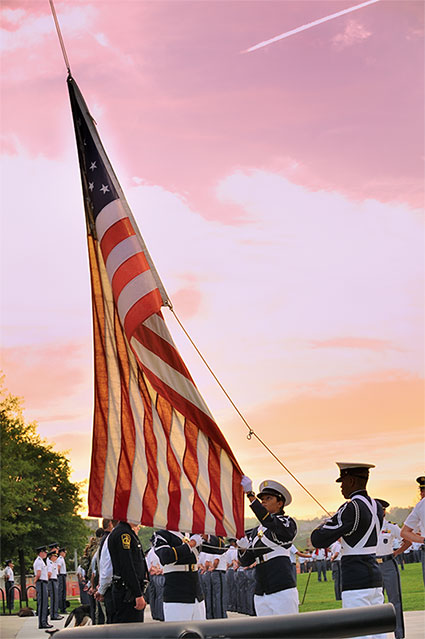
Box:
[342,587,387,639]
[163,599,206,622]
[254,587,299,616]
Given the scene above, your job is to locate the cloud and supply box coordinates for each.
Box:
[0,4,96,52]
[332,19,372,49]
[309,337,398,352]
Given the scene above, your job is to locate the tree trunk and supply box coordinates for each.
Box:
[18,548,28,606]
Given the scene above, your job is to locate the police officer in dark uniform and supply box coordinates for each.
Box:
[107,521,147,623]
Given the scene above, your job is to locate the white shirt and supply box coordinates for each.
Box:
[47,559,58,579]
[98,536,113,596]
[34,556,48,581]
[404,497,425,536]
[330,540,341,561]
[226,546,238,567]
[376,518,401,556]
[289,544,298,564]
[314,548,327,560]
[146,547,162,571]
[57,555,67,575]
[4,566,14,581]
[215,549,229,571]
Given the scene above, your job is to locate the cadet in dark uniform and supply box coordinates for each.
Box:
[311,463,385,639]
[375,499,404,639]
[108,521,147,623]
[153,530,205,621]
[33,546,52,629]
[238,477,298,616]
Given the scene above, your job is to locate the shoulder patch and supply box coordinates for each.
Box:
[121,533,131,549]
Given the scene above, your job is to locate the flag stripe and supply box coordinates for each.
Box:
[126,354,148,524]
[123,289,164,337]
[139,375,159,527]
[117,271,158,325]
[87,235,109,516]
[112,253,150,301]
[196,432,216,533]
[95,199,127,242]
[157,395,182,530]
[131,337,212,418]
[112,309,137,520]
[106,235,145,281]
[143,312,177,349]
[100,217,135,263]
[208,440,226,536]
[183,420,205,532]
[133,323,193,382]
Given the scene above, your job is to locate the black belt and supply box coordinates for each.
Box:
[376,555,393,563]
[39,580,48,583]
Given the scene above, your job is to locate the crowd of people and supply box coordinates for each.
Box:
[5,465,422,638]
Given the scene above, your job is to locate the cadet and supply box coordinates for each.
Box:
[108,521,147,623]
[47,550,62,620]
[34,546,52,629]
[153,530,205,621]
[375,499,404,639]
[311,463,384,639]
[238,476,298,616]
[401,475,425,584]
[57,548,68,614]
[4,560,14,612]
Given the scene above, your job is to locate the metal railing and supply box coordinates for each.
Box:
[55,603,396,639]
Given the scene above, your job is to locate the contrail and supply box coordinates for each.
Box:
[242,0,380,53]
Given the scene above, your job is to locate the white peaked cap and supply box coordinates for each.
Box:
[257,480,292,506]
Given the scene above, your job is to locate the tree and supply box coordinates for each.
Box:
[0,381,90,604]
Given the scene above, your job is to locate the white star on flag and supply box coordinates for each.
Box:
[100,184,109,194]
[89,161,97,171]
[88,182,94,191]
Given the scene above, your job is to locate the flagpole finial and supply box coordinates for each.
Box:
[49,0,72,76]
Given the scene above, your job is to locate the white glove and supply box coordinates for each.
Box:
[241,475,253,493]
[236,536,249,550]
[189,534,203,548]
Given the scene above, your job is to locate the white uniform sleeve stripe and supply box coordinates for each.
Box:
[117,271,158,323]
[95,199,127,242]
[106,236,144,281]
[130,337,213,420]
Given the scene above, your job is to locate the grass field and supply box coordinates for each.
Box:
[2,562,424,616]
[297,562,424,613]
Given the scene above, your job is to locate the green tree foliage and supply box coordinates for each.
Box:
[0,382,90,581]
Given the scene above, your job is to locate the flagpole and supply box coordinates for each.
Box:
[49,0,72,75]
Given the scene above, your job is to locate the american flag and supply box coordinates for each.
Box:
[68,76,244,537]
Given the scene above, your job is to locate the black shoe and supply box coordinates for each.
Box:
[40,624,54,629]
[51,617,63,620]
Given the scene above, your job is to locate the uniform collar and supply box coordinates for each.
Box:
[348,489,368,499]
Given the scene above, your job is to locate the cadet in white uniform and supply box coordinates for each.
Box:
[34,546,52,629]
[47,551,62,620]
[238,477,299,616]
[311,463,385,639]
[57,548,67,614]
[401,475,425,584]
[4,560,14,612]
[375,499,404,639]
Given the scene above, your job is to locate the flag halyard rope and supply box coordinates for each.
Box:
[49,0,72,75]
[170,308,331,517]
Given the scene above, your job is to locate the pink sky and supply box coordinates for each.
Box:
[1,0,424,520]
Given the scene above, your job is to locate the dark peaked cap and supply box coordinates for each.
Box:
[416,476,425,488]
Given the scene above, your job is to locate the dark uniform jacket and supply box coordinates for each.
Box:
[108,522,147,599]
[154,530,204,604]
[238,499,297,595]
[310,490,384,591]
